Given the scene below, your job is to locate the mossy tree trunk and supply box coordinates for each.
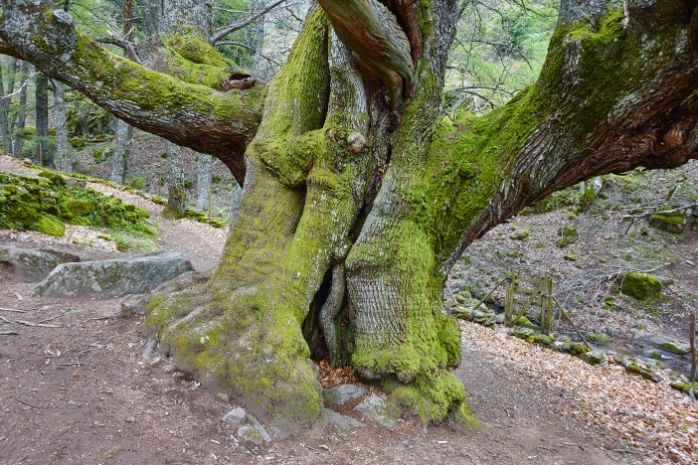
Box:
[3,0,696,435]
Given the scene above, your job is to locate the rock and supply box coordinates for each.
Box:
[236,425,268,445]
[323,408,363,431]
[39,248,80,263]
[222,406,247,425]
[580,349,607,365]
[322,384,366,406]
[495,314,505,324]
[32,252,194,299]
[649,210,690,233]
[0,246,60,282]
[120,293,148,318]
[121,271,207,317]
[654,339,689,356]
[243,414,272,443]
[616,272,662,300]
[354,395,395,429]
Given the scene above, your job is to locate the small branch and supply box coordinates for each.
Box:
[0,307,27,313]
[211,0,287,44]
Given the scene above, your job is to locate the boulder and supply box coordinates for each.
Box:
[354,395,395,429]
[322,384,367,406]
[0,246,61,282]
[32,252,194,299]
[323,408,364,431]
[120,271,208,317]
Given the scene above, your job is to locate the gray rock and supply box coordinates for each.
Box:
[222,406,247,425]
[32,252,194,299]
[354,395,395,429]
[323,408,363,431]
[39,248,80,264]
[121,293,148,317]
[236,425,268,445]
[120,271,207,317]
[240,414,272,443]
[0,246,60,282]
[322,384,366,405]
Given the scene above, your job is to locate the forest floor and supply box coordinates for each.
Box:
[1,157,697,465]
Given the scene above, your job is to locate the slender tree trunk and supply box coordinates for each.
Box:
[195,153,213,212]
[52,80,70,172]
[110,119,133,183]
[0,59,12,153]
[163,141,188,217]
[11,61,28,157]
[34,72,52,167]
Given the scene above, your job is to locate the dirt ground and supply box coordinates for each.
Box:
[1,160,696,465]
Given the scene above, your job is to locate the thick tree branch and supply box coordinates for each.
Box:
[318,0,415,110]
[0,1,264,182]
[435,0,698,271]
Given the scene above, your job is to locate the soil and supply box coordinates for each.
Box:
[1,158,696,465]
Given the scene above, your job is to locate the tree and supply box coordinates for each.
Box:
[2,0,696,435]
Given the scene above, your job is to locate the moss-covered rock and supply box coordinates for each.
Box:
[0,171,154,240]
[649,210,690,234]
[616,272,662,300]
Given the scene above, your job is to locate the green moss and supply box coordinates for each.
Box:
[617,272,662,300]
[386,371,479,427]
[556,225,578,248]
[510,229,530,241]
[34,215,65,237]
[0,171,155,241]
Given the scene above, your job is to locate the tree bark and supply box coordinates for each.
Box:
[11,61,28,157]
[34,72,52,167]
[163,142,188,217]
[195,154,213,212]
[4,0,696,435]
[110,118,133,184]
[52,80,70,172]
[0,58,12,153]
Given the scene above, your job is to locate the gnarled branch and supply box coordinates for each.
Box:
[0,1,264,182]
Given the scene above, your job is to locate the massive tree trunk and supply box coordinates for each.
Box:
[2,0,696,435]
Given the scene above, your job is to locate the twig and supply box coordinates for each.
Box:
[0,315,10,324]
[0,331,18,335]
[553,296,591,348]
[14,320,61,328]
[14,397,43,409]
[690,313,696,382]
[0,307,27,313]
[37,314,61,324]
[472,276,508,312]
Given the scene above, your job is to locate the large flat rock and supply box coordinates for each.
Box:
[0,246,61,282]
[32,252,194,299]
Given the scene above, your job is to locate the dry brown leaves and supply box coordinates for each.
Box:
[460,321,698,464]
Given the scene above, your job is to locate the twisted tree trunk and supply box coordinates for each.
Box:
[2,0,696,436]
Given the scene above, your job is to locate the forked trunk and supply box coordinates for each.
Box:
[2,0,695,437]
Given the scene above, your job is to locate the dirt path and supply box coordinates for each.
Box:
[0,281,623,465]
[1,159,695,464]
